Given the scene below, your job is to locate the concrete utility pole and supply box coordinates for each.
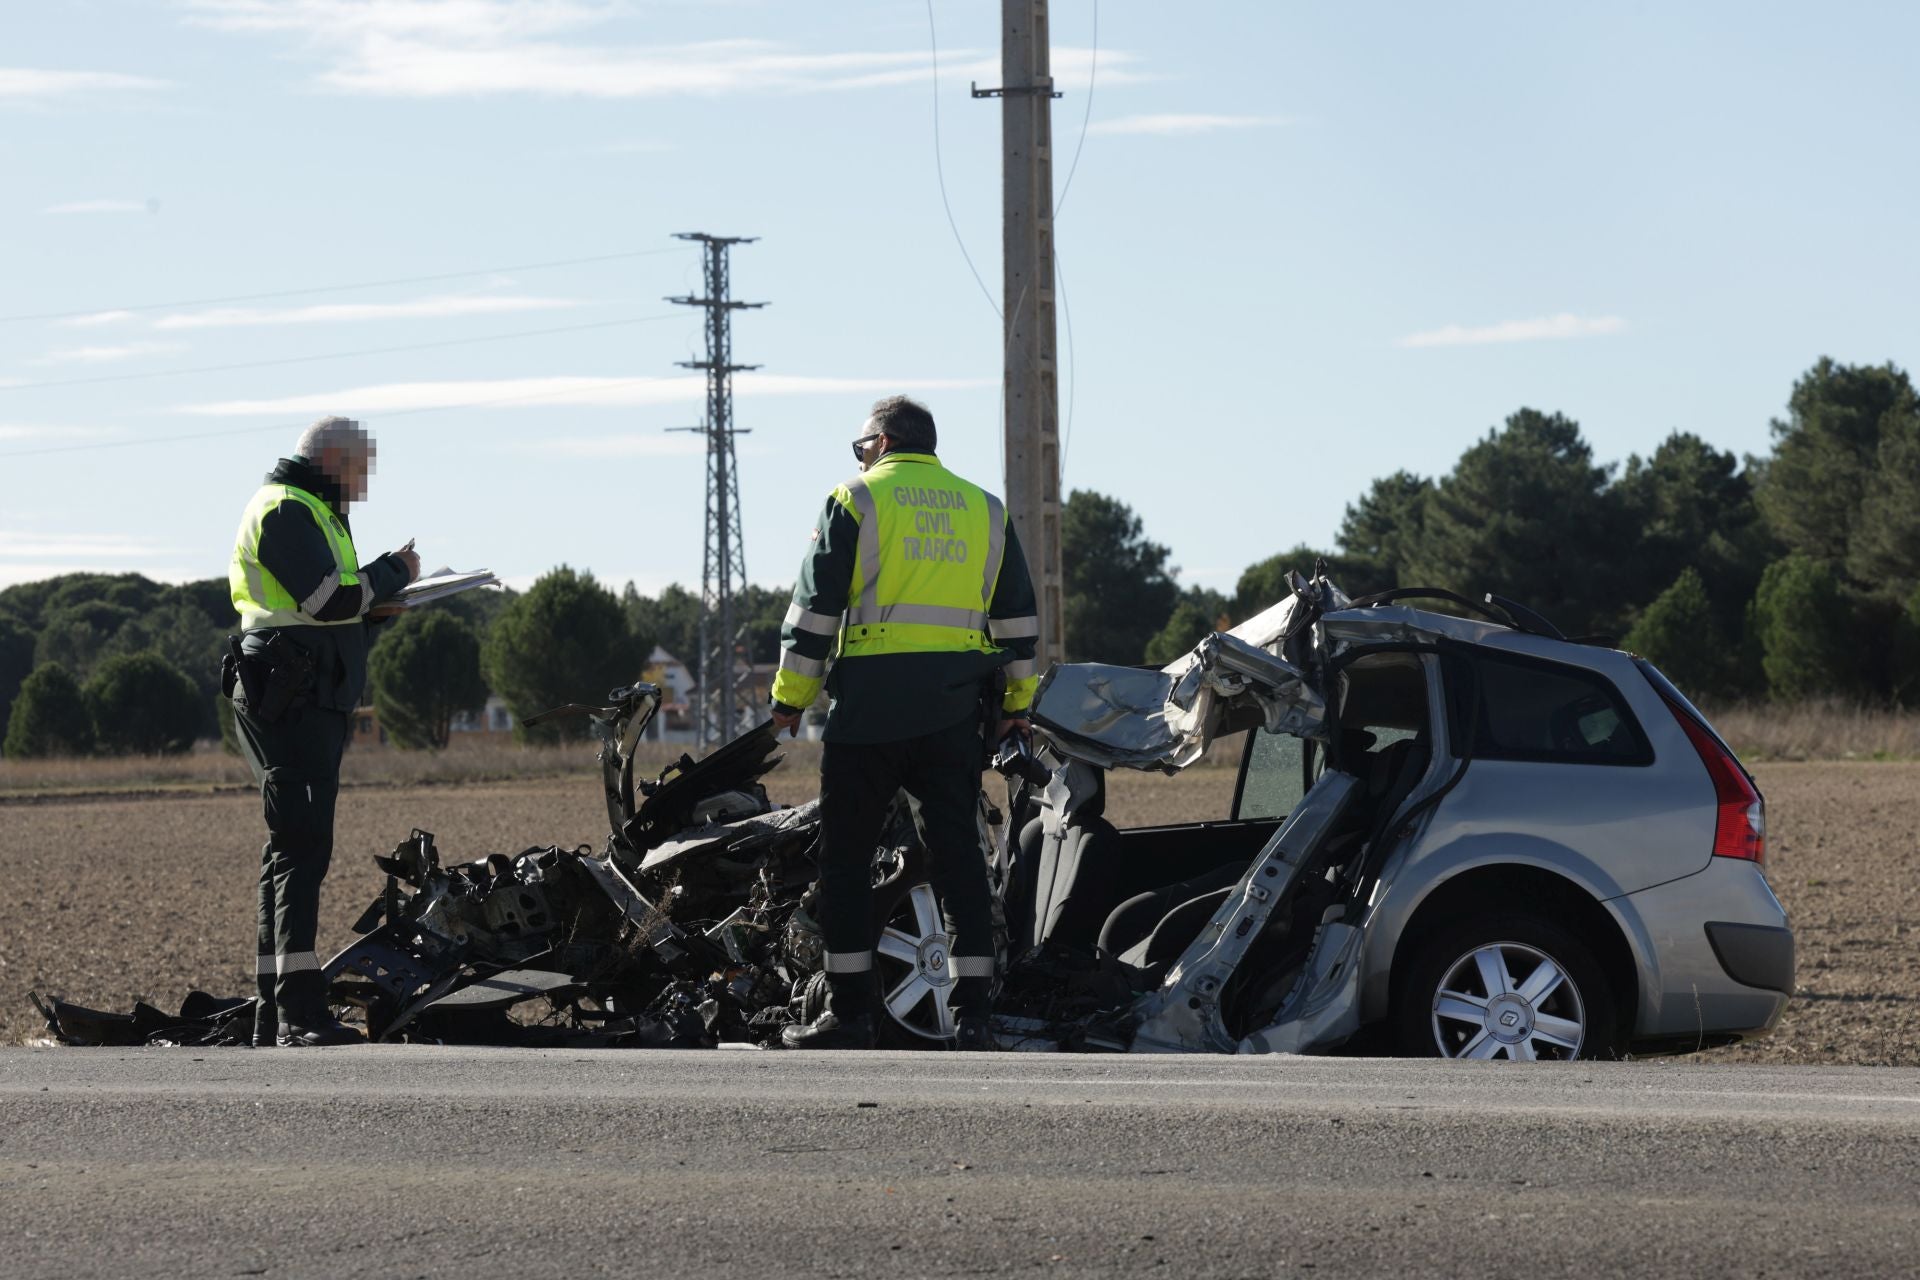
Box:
[667,233,765,748]
[977,0,1066,669]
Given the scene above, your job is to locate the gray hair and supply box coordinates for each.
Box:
[294,415,371,461]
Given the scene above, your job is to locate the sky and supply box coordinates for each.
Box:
[3,1,1917,601]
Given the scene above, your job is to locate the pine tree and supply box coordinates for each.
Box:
[482,567,643,743]
[3,663,94,758]
[1752,556,1854,701]
[84,651,205,755]
[1623,569,1728,702]
[369,613,490,749]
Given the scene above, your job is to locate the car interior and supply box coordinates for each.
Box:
[1009,654,1437,1018]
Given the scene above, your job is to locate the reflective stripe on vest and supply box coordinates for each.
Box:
[835,454,1011,660]
[785,602,840,636]
[230,483,364,630]
[846,476,883,614]
[844,602,988,630]
[991,614,1040,640]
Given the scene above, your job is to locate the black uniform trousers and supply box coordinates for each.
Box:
[234,702,350,1026]
[817,712,994,1016]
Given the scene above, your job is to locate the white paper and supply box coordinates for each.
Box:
[394,568,501,607]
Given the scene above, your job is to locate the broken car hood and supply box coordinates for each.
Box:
[1031,582,1338,770]
[1030,579,1512,773]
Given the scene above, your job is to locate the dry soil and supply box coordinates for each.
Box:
[1,760,1912,1063]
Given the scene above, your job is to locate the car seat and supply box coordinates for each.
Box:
[1097,731,1432,990]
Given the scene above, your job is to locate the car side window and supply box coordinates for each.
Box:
[1450,651,1652,765]
[1235,730,1305,821]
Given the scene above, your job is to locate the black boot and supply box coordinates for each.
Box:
[954,1010,994,1051]
[782,973,877,1050]
[276,1015,364,1047]
[251,997,277,1048]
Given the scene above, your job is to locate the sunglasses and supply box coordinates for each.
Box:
[851,432,884,463]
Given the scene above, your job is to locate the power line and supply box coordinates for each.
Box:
[1057,249,1077,484]
[0,373,687,461]
[0,313,684,392]
[0,246,694,326]
[925,0,1000,321]
[1056,1,1095,485]
[1054,0,1099,218]
[1052,3,1098,491]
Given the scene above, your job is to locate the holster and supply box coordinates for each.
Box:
[224,632,315,724]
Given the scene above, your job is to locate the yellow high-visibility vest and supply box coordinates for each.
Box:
[834,452,1009,660]
[229,483,362,630]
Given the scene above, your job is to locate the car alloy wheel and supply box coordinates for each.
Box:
[874,882,957,1041]
[1430,940,1587,1061]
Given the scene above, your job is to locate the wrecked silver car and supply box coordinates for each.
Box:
[997,574,1792,1059]
[37,573,1792,1059]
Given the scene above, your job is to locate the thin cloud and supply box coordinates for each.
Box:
[154,293,582,330]
[0,68,170,99]
[179,373,992,416]
[0,549,196,589]
[30,342,186,366]
[43,198,153,215]
[1397,314,1629,349]
[817,47,1140,94]
[55,310,138,328]
[186,2,1138,98]
[1087,113,1287,137]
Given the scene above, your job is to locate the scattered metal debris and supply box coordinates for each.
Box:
[33,582,1357,1053]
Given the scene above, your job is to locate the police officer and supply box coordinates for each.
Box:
[226,416,419,1047]
[771,396,1039,1050]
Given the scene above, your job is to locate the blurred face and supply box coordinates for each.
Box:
[320,440,375,506]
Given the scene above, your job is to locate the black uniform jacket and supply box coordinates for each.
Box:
[239,457,408,714]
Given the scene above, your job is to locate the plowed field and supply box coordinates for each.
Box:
[2,761,1913,1063]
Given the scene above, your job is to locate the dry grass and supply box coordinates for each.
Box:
[0,736,772,797]
[0,731,1247,799]
[1705,701,1920,763]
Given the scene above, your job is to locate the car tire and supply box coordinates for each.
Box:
[1392,912,1620,1061]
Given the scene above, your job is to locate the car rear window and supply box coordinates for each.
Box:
[1448,651,1652,766]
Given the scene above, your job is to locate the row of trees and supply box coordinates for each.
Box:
[0,575,237,759]
[1070,357,1920,707]
[0,562,698,755]
[2,652,205,758]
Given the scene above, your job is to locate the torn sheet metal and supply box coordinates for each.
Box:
[1317,603,1509,659]
[30,990,254,1048]
[1032,630,1327,771]
[1127,771,1359,1053]
[1236,923,1367,1055]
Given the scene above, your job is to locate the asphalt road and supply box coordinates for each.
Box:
[3,1049,1918,1278]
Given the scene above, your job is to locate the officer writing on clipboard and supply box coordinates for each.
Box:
[224,416,419,1047]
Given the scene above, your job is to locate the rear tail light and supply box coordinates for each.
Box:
[1658,692,1765,865]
